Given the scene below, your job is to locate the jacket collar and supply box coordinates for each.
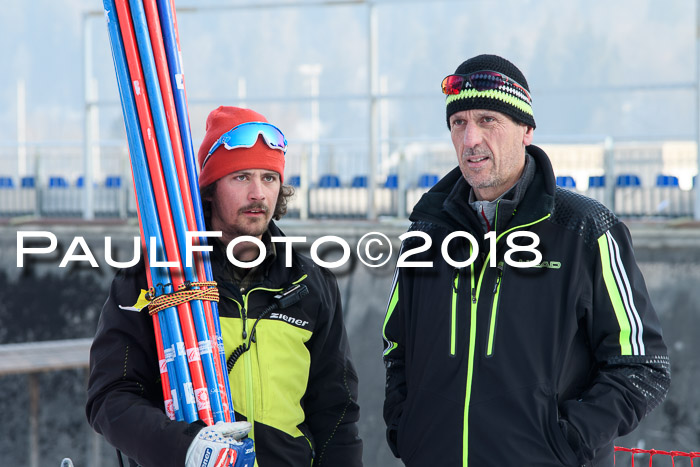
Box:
[211,220,307,299]
[462,153,535,234]
[409,144,556,232]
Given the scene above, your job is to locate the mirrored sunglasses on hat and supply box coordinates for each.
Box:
[202,121,288,170]
[441,70,531,103]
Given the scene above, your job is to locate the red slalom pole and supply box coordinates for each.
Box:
[138,207,182,421]
[141,0,195,234]
[141,0,230,421]
[137,0,225,422]
[136,195,176,420]
[114,0,213,425]
[155,0,234,422]
[103,0,193,421]
[143,241,177,420]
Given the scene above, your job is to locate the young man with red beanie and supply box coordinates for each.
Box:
[87,106,363,467]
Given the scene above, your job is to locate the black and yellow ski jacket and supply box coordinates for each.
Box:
[382,145,670,466]
[87,221,362,467]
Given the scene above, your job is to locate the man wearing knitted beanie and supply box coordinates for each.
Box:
[382,55,670,466]
[87,106,363,467]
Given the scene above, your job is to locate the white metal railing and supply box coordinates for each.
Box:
[0,339,99,467]
[0,139,697,220]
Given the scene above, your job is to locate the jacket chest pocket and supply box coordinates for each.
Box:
[453,262,506,360]
[448,265,473,358]
[450,269,460,357]
[485,262,505,358]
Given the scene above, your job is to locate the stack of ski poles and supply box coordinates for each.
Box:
[101,0,234,425]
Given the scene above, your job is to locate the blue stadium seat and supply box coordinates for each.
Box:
[21,176,35,188]
[105,175,122,188]
[616,174,641,187]
[588,176,605,188]
[76,176,103,188]
[287,175,301,187]
[319,174,341,188]
[418,174,439,188]
[656,174,679,187]
[351,175,368,188]
[0,176,14,188]
[556,176,576,189]
[49,176,69,188]
[384,174,398,189]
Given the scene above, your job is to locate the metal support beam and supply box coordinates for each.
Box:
[83,13,96,220]
[604,137,615,211]
[17,79,27,178]
[367,2,378,220]
[695,0,700,220]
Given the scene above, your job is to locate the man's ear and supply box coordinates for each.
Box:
[201,180,217,202]
[522,125,534,146]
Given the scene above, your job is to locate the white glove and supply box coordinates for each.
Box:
[185,421,252,467]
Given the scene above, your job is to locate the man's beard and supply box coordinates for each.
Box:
[460,148,499,188]
[232,202,270,237]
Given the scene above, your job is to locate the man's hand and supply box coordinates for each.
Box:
[185,421,255,467]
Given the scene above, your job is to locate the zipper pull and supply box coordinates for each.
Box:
[493,263,504,293]
[241,307,247,339]
[452,268,460,292]
[471,287,477,304]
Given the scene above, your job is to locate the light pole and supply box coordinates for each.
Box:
[83,12,100,220]
[17,79,26,179]
[367,1,378,220]
[298,64,322,187]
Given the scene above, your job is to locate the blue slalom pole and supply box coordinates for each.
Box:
[103,0,186,422]
[156,0,234,421]
[128,0,225,423]
[102,0,196,422]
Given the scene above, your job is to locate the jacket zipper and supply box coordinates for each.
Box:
[462,213,551,466]
[486,262,504,357]
[225,296,256,436]
[463,257,477,466]
[241,285,285,442]
[234,275,308,443]
[304,434,315,466]
[450,269,460,357]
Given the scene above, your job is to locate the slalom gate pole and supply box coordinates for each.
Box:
[102,0,193,422]
[113,0,213,424]
[126,0,225,423]
[147,259,182,421]
[140,0,230,423]
[154,0,234,421]
[135,168,191,423]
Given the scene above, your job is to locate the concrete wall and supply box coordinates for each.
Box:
[0,220,698,465]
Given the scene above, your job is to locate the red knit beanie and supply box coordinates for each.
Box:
[197,106,286,187]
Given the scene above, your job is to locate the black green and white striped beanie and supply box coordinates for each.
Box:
[445,54,536,129]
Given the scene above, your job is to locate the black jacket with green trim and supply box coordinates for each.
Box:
[382,145,670,467]
[86,221,362,467]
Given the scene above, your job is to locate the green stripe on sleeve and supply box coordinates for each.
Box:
[597,234,632,355]
[382,281,400,356]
